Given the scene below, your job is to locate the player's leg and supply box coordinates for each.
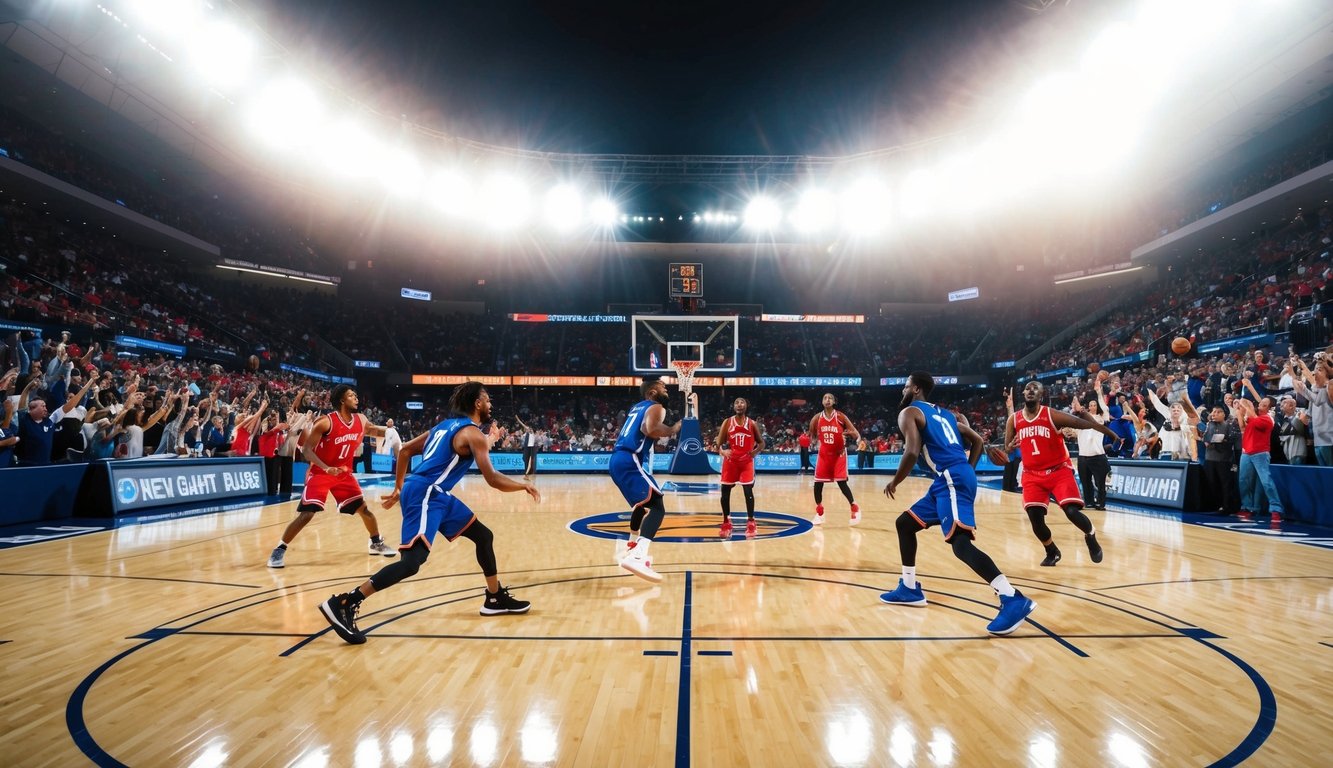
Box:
[1022,471,1060,565]
[812,480,826,524]
[270,472,332,566]
[455,517,530,614]
[1052,468,1100,561]
[939,466,1035,635]
[879,502,930,605]
[622,492,665,583]
[719,482,735,538]
[334,475,394,556]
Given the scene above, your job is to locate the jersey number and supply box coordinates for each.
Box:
[931,415,959,445]
[423,430,448,460]
[337,445,352,460]
[1029,439,1040,455]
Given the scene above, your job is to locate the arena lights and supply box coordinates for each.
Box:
[477,174,531,229]
[310,119,382,178]
[245,78,322,151]
[839,178,891,236]
[429,171,473,217]
[188,20,255,91]
[543,184,583,231]
[743,196,782,231]
[127,0,204,36]
[588,198,619,227]
[791,189,837,233]
[378,148,425,198]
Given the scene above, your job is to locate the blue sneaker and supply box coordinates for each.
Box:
[987,591,1036,635]
[878,579,928,606]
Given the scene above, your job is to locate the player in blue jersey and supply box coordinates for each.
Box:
[611,376,690,582]
[319,381,541,644]
[879,372,1036,636]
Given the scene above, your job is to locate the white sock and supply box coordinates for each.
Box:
[636,538,651,557]
[902,567,917,589]
[1085,525,1096,536]
[629,532,640,543]
[990,574,1015,597]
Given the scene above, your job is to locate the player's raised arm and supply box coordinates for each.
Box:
[642,402,679,438]
[360,413,388,438]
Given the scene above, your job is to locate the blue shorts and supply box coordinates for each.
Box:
[609,450,662,509]
[398,475,475,548]
[906,463,977,541]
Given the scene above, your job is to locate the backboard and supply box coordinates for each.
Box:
[630,315,739,373]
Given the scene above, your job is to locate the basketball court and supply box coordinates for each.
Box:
[3,472,1330,766]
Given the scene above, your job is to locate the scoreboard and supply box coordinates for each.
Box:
[669,262,703,298]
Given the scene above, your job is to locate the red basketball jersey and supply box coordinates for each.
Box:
[1013,406,1070,471]
[725,416,757,456]
[311,411,364,475]
[816,411,845,456]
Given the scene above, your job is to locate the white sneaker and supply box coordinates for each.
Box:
[368,539,397,557]
[267,547,285,568]
[620,551,662,583]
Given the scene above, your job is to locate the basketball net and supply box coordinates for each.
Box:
[670,360,700,419]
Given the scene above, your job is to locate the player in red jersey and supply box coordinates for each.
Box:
[809,393,862,525]
[267,384,397,567]
[1003,380,1123,566]
[716,397,764,538]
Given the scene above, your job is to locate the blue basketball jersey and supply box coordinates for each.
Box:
[913,401,970,475]
[411,417,477,491]
[614,399,657,462]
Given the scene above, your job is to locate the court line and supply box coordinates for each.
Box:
[676,571,694,768]
[0,572,258,588]
[1198,636,1278,768]
[1320,641,1333,650]
[644,650,678,656]
[1099,575,1333,590]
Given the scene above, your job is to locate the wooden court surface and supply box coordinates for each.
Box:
[1,472,1331,767]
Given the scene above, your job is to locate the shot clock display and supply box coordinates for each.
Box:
[669,262,703,298]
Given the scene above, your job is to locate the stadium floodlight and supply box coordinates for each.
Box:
[839,177,891,236]
[189,21,255,91]
[245,78,322,151]
[309,119,382,178]
[743,196,782,231]
[589,197,619,227]
[543,184,583,231]
[898,170,938,219]
[130,0,204,36]
[379,148,424,198]
[428,170,472,216]
[792,189,837,233]
[478,173,531,229]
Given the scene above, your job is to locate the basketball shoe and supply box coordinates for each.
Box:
[1040,545,1062,567]
[812,504,825,525]
[1085,533,1103,563]
[879,579,927,606]
[319,593,366,644]
[266,546,285,568]
[745,519,757,537]
[480,585,531,615]
[620,542,662,583]
[986,592,1036,636]
[368,539,397,557]
[719,519,733,539]
[849,503,861,526]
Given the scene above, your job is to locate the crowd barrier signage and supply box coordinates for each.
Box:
[1106,459,1190,509]
[108,457,267,513]
[114,335,187,356]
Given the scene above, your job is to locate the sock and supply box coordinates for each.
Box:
[276,542,288,550]
[990,574,1016,598]
[348,587,366,604]
[370,535,383,544]
[635,538,652,557]
[629,532,640,543]
[902,566,917,589]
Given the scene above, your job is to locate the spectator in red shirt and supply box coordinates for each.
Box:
[1236,375,1284,524]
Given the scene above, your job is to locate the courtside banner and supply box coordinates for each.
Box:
[1106,459,1190,509]
[476,452,1006,474]
[108,457,266,514]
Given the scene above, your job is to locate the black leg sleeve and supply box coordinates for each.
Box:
[459,519,498,577]
[895,512,923,567]
[950,536,1002,583]
[368,540,431,591]
[836,480,855,503]
[638,493,668,540]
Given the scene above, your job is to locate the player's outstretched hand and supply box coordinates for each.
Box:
[883,480,898,500]
[525,483,542,504]
[380,489,400,510]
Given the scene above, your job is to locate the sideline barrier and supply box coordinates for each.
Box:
[0,464,88,526]
[1269,464,1333,526]
[1105,459,1199,510]
[348,452,1005,476]
[79,457,268,516]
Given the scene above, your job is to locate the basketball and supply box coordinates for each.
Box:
[1087,362,1100,375]
[247,354,260,371]
[1171,337,1191,355]
[1097,369,1110,383]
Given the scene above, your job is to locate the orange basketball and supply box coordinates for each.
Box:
[1097,370,1110,382]
[1087,362,1100,375]
[1171,337,1191,355]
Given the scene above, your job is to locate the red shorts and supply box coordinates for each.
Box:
[720,455,755,485]
[1021,463,1083,510]
[300,470,365,513]
[814,451,848,482]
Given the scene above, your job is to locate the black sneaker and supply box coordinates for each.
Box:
[319,593,366,644]
[1086,533,1104,564]
[480,585,531,615]
[1040,546,1062,567]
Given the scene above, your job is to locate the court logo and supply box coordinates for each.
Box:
[116,478,139,505]
[568,509,811,542]
[679,437,704,455]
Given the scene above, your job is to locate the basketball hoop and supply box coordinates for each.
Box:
[670,360,701,399]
